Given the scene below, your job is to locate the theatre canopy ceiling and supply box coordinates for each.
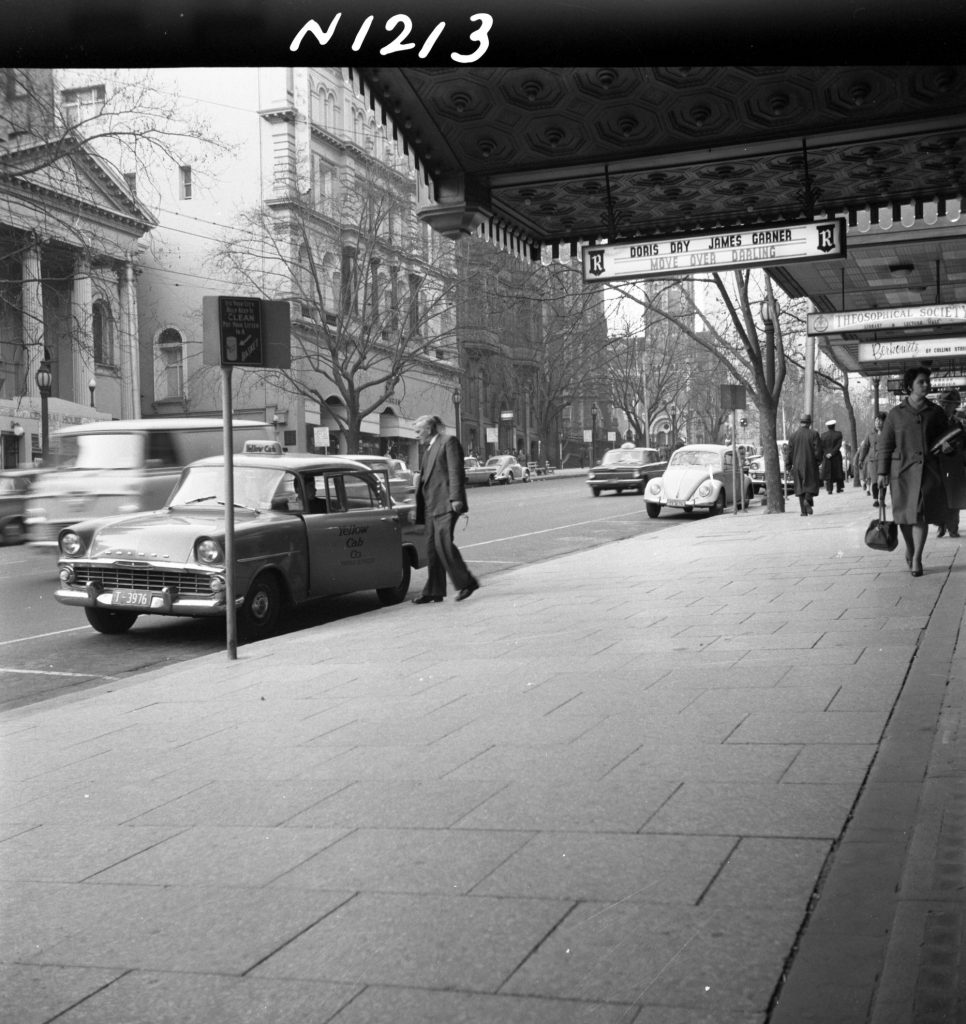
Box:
[353,66,966,379]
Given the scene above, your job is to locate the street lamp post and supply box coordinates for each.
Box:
[88,377,96,408]
[36,359,52,463]
[452,388,461,445]
[590,403,598,466]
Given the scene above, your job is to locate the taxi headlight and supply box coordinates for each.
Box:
[646,479,663,496]
[196,538,224,565]
[60,531,85,556]
[588,471,597,480]
[697,481,714,498]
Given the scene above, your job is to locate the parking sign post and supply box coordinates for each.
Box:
[221,365,238,660]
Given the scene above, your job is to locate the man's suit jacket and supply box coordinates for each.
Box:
[415,434,468,523]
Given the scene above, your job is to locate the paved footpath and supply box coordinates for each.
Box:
[1,485,964,1024]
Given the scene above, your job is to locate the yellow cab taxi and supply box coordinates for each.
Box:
[54,441,424,640]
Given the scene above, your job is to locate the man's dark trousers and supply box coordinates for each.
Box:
[423,510,474,597]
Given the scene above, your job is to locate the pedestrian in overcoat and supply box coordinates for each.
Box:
[857,411,887,505]
[819,419,845,493]
[935,388,966,538]
[876,366,952,576]
[787,413,822,516]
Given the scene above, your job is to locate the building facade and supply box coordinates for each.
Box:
[0,69,154,468]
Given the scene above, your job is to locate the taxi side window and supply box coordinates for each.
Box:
[271,472,304,513]
[325,472,379,512]
[303,474,327,514]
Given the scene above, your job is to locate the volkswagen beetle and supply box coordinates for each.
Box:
[644,444,754,517]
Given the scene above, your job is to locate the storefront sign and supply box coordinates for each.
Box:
[582,218,845,283]
[809,303,966,336]
[859,337,966,364]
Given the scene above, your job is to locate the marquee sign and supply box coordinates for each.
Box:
[582,218,845,283]
[809,303,966,336]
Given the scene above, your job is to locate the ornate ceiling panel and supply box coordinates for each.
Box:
[355,66,966,248]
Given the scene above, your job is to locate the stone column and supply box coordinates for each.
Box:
[72,255,94,405]
[21,242,44,397]
[117,259,141,419]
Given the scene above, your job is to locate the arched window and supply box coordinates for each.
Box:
[92,300,114,366]
[157,327,184,400]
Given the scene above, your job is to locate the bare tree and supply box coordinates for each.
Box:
[214,164,460,452]
[612,269,792,512]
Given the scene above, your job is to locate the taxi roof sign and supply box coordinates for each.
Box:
[243,440,284,455]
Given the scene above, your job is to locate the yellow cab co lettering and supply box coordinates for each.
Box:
[290,12,492,63]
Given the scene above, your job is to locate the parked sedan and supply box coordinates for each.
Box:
[463,456,492,487]
[465,455,530,485]
[644,444,753,517]
[587,444,666,496]
[342,454,415,499]
[747,444,792,494]
[54,446,424,640]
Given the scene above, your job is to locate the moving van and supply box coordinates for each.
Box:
[26,418,274,548]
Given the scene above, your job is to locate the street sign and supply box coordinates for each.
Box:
[313,427,330,449]
[809,303,966,336]
[719,384,746,411]
[582,218,845,283]
[202,296,291,369]
[218,297,263,366]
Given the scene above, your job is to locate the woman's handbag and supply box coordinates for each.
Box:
[865,504,898,551]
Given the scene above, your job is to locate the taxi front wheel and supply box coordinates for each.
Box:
[86,607,138,634]
[377,559,412,606]
[240,573,281,640]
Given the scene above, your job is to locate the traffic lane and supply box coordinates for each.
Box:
[0,476,683,709]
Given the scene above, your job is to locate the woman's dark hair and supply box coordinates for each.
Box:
[875,411,887,424]
[902,365,931,393]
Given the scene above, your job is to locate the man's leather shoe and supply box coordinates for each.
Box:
[412,595,443,604]
[937,525,947,538]
[455,582,479,602]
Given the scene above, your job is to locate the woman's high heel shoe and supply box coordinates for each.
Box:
[911,562,923,577]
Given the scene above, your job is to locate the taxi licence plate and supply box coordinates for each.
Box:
[112,590,154,608]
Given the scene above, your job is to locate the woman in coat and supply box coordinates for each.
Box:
[857,411,886,505]
[876,366,951,576]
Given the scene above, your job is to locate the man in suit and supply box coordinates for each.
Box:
[412,414,480,604]
[787,413,822,516]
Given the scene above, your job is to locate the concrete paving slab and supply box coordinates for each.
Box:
[51,971,362,1024]
[270,826,533,894]
[0,964,126,1024]
[251,892,573,991]
[0,824,183,883]
[641,781,856,837]
[26,885,353,974]
[469,831,736,902]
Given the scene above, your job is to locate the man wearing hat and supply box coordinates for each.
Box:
[786,413,822,515]
[819,418,845,494]
[936,388,966,538]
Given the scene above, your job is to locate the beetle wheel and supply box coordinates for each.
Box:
[377,557,412,606]
[85,607,138,634]
[240,573,281,641]
[710,491,726,515]
[645,502,661,519]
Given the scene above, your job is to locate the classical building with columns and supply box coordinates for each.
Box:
[0,69,156,468]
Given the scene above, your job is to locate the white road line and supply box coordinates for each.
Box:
[0,625,92,647]
[460,508,648,548]
[0,667,118,679]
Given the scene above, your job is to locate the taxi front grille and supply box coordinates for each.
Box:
[72,565,213,596]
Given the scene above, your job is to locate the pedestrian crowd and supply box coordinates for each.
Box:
[783,366,965,577]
